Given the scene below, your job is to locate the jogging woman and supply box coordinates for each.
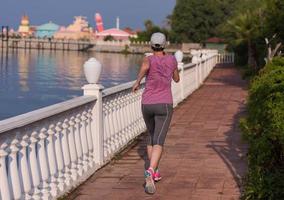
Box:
[132,32,180,194]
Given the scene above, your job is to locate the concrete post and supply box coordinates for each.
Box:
[175,50,184,100]
[178,62,185,100]
[82,57,104,165]
[82,84,104,165]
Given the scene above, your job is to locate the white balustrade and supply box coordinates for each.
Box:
[217,52,235,64]
[0,51,228,199]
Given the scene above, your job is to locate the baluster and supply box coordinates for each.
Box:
[54,122,65,191]
[8,138,22,200]
[102,104,109,159]
[38,128,51,199]
[74,114,84,176]
[79,111,90,172]
[109,101,116,155]
[199,63,202,84]
[105,104,113,158]
[131,92,138,134]
[131,94,137,136]
[85,109,94,167]
[135,94,141,132]
[132,94,138,133]
[0,142,11,200]
[28,131,41,199]
[111,98,119,151]
[18,134,32,199]
[126,94,133,138]
[119,96,127,144]
[130,95,138,135]
[119,95,127,141]
[46,124,58,197]
[129,96,135,129]
[110,99,118,153]
[61,119,72,186]
[135,92,142,133]
[207,60,209,76]
[124,95,132,139]
[123,95,131,141]
[140,91,145,130]
[68,116,79,181]
[201,62,204,81]
[115,97,123,148]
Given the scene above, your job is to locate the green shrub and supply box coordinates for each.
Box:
[241,57,284,199]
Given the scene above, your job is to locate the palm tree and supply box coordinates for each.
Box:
[226,11,260,70]
[224,0,267,70]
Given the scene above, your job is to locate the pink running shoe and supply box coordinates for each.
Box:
[154,168,162,182]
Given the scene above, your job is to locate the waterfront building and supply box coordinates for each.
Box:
[123,27,138,38]
[95,17,136,41]
[205,37,227,53]
[54,16,93,40]
[18,15,34,37]
[95,28,131,41]
[35,21,60,38]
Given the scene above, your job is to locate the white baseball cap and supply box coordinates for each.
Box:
[150,32,166,48]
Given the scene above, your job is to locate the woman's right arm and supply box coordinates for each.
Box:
[132,57,149,92]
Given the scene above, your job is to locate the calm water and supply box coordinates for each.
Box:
[0,49,143,120]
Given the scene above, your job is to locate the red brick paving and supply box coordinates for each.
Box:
[66,65,248,200]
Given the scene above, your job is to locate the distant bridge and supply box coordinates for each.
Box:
[0,38,94,51]
[0,37,199,54]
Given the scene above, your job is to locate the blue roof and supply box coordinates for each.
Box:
[37,22,60,31]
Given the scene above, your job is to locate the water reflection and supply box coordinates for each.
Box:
[18,50,30,91]
[0,49,143,120]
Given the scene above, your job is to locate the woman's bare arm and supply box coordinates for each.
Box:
[172,68,180,82]
[132,57,149,92]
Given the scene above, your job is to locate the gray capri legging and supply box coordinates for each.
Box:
[142,104,173,146]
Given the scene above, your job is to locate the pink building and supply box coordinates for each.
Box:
[95,17,136,41]
[95,28,131,41]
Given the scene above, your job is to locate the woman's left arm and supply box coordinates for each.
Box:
[132,57,149,92]
[172,68,180,83]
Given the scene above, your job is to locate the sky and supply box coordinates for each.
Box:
[0,0,176,30]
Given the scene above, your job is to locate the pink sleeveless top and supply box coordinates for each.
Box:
[142,54,178,104]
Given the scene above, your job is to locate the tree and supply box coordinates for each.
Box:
[104,35,115,41]
[170,0,239,42]
[221,0,283,69]
[224,11,262,70]
[264,0,284,45]
[133,20,169,42]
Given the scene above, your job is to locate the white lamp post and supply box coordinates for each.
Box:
[174,50,185,100]
[83,58,102,84]
[175,50,183,63]
[191,50,199,64]
[82,57,104,165]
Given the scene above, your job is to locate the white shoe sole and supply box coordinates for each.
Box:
[145,176,156,194]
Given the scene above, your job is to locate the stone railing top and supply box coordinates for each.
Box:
[0,95,96,134]
[102,79,145,97]
[183,62,196,70]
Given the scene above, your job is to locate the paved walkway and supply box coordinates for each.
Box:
[66,65,248,200]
